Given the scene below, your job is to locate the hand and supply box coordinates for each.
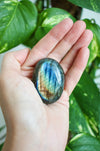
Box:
[0,18,93,151]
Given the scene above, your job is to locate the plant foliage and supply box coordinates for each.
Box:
[0,0,37,53]
[66,133,100,151]
[0,0,100,150]
[67,0,100,12]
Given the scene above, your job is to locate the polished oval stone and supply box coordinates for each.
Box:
[32,58,64,104]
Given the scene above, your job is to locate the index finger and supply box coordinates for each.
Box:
[23,18,73,68]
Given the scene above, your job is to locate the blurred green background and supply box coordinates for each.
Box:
[0,0,100,150]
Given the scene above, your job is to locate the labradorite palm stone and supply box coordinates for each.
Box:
[32,58,64,104]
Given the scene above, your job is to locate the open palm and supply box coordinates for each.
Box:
[0,18,93,151]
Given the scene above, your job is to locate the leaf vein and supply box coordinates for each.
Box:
[0,0,19,40]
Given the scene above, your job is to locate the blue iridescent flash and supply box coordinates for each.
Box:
[32,58,64,104]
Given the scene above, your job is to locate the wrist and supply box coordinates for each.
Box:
[2,121,48,151]
[3,127,64,151]
[2,130,42,151]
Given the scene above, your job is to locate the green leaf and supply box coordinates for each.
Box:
[24,7,76,48]
[66,146,72,151]
[83,19,100,65]
[66,133,100,151]
[67,0,100,12]
[73,71,100,135]
[0,0,38,53]
[89,57,100,78]
[69,94,94,136]
[0,143,4,150]
[87,57,100,91]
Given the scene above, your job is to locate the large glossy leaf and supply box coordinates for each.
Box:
[24,7,76,48]
[66,133,100,151]
[83,19,100,65]
[69,94,94,135]
[0,0,37,53]
[67,0,100,12]
[73,71,100,135]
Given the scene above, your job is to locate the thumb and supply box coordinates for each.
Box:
[1,48,30,73]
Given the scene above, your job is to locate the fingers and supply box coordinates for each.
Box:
[64,47,90,95]
[48,21,86,62]
[60,29,93,73]
[1,48,30,73]
[22,18,73,68]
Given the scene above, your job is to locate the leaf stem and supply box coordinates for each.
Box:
[35,0,51,11]
[47,0,51,8]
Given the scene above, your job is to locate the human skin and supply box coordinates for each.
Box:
[0,18,93,151]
